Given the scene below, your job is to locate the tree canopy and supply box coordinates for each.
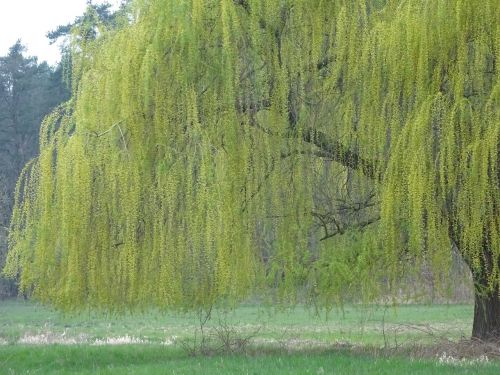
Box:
[4,0,499,338]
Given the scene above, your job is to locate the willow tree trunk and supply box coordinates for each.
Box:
[467,241,500,340]
[472,280,500,340]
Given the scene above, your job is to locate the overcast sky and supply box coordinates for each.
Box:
[0,0,122,66]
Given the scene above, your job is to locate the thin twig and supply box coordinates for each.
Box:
[116,124,129,155]
[96,120,125,137]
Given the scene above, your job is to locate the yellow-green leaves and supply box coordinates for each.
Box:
[4,0,499,312]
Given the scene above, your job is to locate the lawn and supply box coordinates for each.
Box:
[1,345,498,375]
[0,300,498,374]
[0,300,474,345]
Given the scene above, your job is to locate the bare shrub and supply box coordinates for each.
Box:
[178,307,260,356]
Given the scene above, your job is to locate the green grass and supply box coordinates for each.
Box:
[0,300,498,374]
[1,345,498,374]
[0,300,473,345]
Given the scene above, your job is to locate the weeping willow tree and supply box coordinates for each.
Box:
[4,0,499,339]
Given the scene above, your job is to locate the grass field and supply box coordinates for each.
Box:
[0,300,498,374]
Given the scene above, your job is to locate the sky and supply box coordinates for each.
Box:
[0,0,122,66]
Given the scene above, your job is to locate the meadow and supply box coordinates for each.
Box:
[0,300,498,374]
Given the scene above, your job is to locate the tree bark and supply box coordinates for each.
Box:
[452,233,500,341]
[301,128,379,181]
[471,279,500,341]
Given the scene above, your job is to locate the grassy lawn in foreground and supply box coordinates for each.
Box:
[0,345,498,375]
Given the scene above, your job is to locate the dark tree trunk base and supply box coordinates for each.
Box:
[472,287,500,341]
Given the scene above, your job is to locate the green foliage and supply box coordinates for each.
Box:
[4,0,498,313]
[377,0,499,295]
[47,1,132,45]
[0,41,69,298]
[47,1,134,92]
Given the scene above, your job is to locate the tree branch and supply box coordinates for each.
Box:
[318,214,380,241]
[301,128,379,180]
[236,99,380,180]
